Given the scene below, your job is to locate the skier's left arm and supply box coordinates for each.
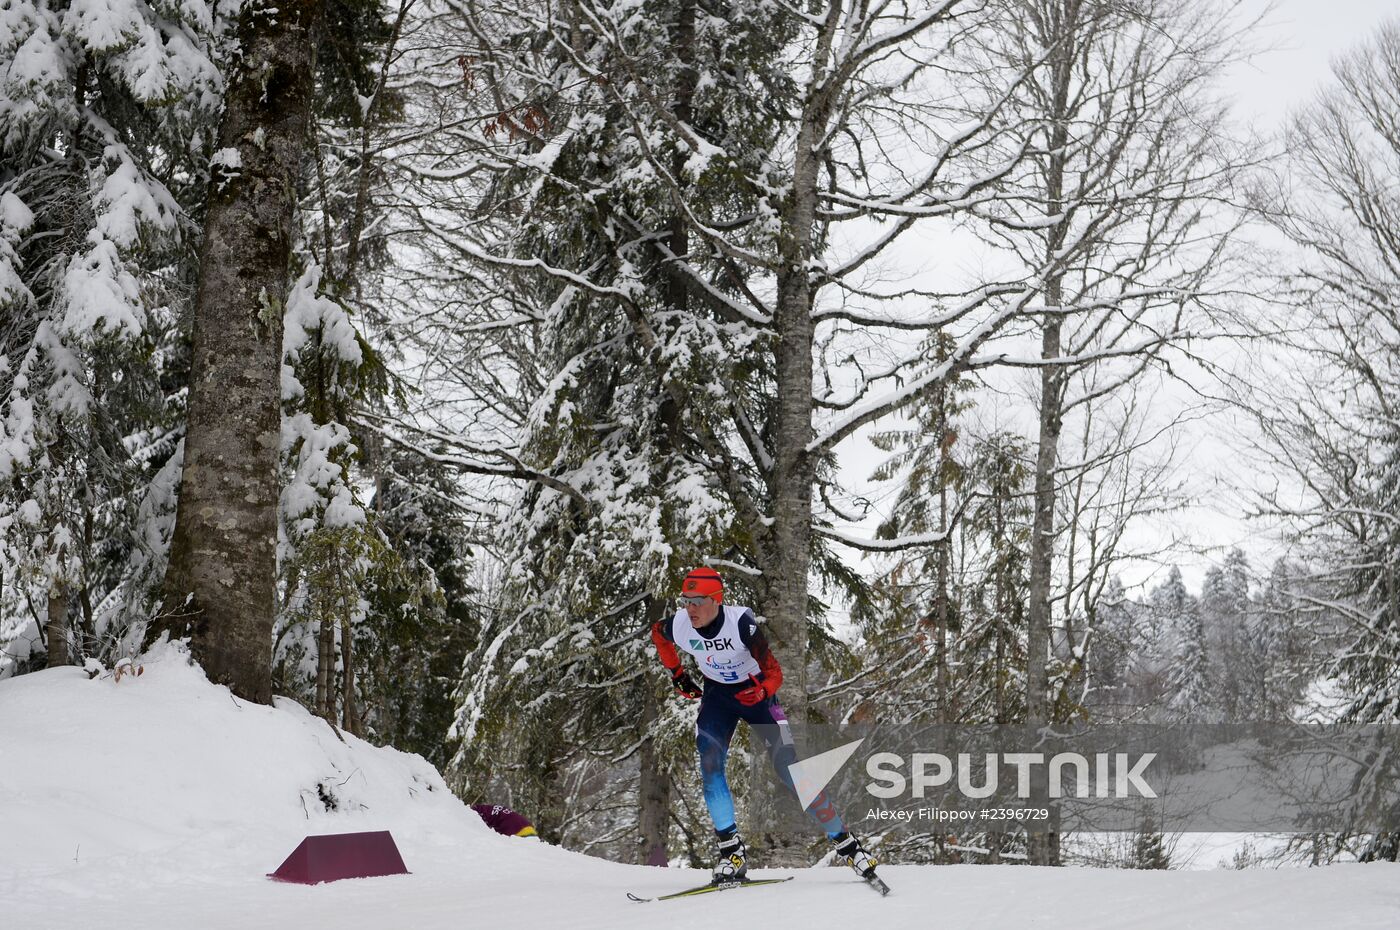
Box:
[736,611,782,705]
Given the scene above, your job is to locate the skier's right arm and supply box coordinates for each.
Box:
[651,618,701,699]
[651,619,682,671]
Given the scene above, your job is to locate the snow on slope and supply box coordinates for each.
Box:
[2,646,1398,930]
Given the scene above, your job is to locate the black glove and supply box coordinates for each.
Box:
[670,668,702,700]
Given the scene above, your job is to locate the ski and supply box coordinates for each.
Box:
[626,876,794,902]
[860,872,891,896]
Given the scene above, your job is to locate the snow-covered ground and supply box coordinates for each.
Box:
[3,648,1397,930]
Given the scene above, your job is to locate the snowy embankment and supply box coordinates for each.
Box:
[2,647,1397,930]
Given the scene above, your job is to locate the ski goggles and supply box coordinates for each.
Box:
[677,594,714,605]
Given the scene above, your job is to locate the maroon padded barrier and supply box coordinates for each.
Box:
[268,831,409,884]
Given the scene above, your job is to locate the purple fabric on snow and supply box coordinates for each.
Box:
[471,803,536,837]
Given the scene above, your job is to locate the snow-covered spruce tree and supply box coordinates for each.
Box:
[153,0,326,703]
[274,264,436,735]
[1127,814,1171,870]
[1166,585,1211,722]
[0,0,221,674]
[1135,565,1189,715]
[847,408,1053,865]
[1321,431,1400,859]
[956,432,1032,727]
[431,0,1055,736]
[932,431,1035,866]
[1083,574,1137,718]
[1198,551,1251,721]
[851,427,1034,730]
[846,335,975,727]
[1251,557,1309,721]
[437,0,786,852]
[269,0,455,740]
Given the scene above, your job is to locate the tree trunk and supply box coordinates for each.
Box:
[637,708,670,864]
[153,0,325,704]
[77,494,96,658]
[766,105,825,726]
[1026,310,1062,708]
[317,616,335,721]
[627,9,686,866]
[46,583,68,668]
[637,643,671,864]
[341,615,358,735]
[994,488,1009,725]
[936,384,951,723]
[1025,0,1076,867]
[1025,273,1065,872]
[666,0,696,317]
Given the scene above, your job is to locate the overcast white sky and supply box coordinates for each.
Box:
[1230,0,1397,126]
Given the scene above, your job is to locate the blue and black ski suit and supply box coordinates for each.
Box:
[652,605,846,839]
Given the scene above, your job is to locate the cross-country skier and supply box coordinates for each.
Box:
[651,566,879,884]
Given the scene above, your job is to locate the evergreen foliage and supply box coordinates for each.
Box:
[0,0,222,674]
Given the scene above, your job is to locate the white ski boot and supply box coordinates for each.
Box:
[712,830,749,884]
[832,832,878,879]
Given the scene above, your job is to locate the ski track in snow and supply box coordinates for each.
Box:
[3,649,1398,929]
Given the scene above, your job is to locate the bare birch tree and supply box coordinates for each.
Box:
[946,0,1255,863]
[1249,24,1400,796]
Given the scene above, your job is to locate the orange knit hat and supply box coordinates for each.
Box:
[681,567,723,603]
